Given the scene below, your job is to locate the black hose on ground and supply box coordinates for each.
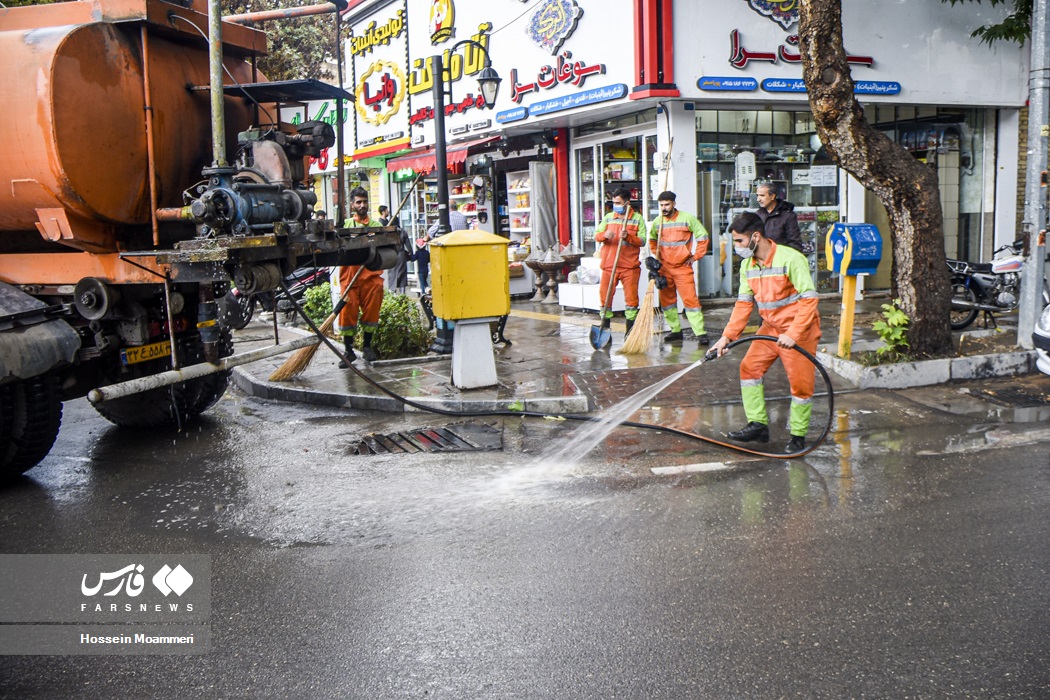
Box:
[279,280,834,459]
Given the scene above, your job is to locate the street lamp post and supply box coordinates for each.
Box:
[430,41,501,235]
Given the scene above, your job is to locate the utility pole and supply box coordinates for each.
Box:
[1020,0,1050,349]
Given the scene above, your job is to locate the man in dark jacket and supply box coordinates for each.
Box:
[755,182,805,253]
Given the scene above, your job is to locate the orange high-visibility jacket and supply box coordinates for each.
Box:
[647,210,709,267]
[594,209,646,271]
[723,241,820,342]
[339,216,386,284]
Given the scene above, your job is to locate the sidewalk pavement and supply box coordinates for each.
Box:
[230,295,1047,418]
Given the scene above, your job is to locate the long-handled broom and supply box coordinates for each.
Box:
[269,174,423,381]
[619,139,673,355]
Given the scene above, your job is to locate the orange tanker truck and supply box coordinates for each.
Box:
[0,0,396,478]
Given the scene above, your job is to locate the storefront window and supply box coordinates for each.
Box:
[695,107,838,292]
[868,105,989,261]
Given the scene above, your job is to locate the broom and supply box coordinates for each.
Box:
[619,139,673,355]
[268,266,365,380]
[269,174,423,381]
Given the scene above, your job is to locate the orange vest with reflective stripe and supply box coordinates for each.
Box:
[595,209,646,271]
[647,210,709,267]
[724,241,821,342]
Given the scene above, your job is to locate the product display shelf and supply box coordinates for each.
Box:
[506,169,532,238]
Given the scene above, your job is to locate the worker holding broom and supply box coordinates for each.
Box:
[594,188,647,343]
[335,186,385,366]
[646,191,710,345]
[709,212,821,453]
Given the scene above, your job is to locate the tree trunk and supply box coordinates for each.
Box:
[799,0,953,357]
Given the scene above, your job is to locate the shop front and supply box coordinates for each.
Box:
[343,0,1026,299]
[673,2,1023,295]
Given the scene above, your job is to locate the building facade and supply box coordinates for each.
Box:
[340,0,1027,295]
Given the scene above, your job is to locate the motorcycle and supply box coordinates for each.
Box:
[218,265,331,330]
[947,240,1039,330]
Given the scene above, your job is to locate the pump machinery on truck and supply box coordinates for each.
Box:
[0,0,398,478]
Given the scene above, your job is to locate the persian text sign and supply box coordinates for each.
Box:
[528,83,626,116]
[351,0,411,157]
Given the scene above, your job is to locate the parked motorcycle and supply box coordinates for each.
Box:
[219,266,331,330]
[947,240,1049,330]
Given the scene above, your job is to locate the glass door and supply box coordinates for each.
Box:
[643,134,658,223]
[576,146,598,254]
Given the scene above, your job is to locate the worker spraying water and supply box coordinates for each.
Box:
[710,212,822,453]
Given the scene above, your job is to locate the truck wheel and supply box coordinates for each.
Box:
[0,375,63,480]
[93,330,233,428]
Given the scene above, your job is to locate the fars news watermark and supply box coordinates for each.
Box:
[0,555,210,655]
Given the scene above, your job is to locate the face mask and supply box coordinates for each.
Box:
[613,204,626,215]
[734,235,758,259]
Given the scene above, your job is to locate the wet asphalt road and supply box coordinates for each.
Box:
[2,384,1050,699]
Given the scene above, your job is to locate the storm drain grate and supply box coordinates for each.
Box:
[972,388,1050,408]
[352,421,503,455]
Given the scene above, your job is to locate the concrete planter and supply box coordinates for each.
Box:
[818,349,1037,389]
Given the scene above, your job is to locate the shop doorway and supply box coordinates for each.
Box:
[572,125,657,255]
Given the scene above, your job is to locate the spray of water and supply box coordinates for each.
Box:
[537,355,709,468]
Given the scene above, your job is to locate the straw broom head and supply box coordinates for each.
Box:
[268,313,338,381]
[617,279,657,355]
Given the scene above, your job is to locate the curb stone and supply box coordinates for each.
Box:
[819,350,1037,389]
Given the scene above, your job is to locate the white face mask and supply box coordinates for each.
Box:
[734,234,758,259]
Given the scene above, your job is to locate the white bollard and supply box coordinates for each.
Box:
[451,317,499,389]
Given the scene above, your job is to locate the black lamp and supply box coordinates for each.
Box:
[476,64,502,109]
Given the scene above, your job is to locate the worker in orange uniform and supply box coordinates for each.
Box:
[709,212,821,453]
[646,190,711,344]
[334,186,384,366]
[594,187,647,341]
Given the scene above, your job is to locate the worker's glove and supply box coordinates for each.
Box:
[655,275,669,290]
[645,256,662,273]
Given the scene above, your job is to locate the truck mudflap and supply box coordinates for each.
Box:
[0,283,80,386]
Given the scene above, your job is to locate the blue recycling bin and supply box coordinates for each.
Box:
[826,223,882,276]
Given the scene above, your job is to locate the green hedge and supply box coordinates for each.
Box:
[303,284,432,360]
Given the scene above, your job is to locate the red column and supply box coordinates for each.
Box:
[633,0,645,88]
[631,0,680,99]
[642,0,658,86]
[659,0,675,86]
[554,128,571,247]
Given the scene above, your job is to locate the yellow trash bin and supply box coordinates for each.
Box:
[430,229,510,321]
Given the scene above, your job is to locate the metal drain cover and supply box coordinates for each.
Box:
[352,421,503,455]
[972,388,1050,408]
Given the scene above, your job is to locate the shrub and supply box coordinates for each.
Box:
[872,298,910,362]
[302,282,333,326]
[360,292,433,360]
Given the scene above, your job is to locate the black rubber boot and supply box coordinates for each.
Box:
[338,337,356,368]
[624,318,634,338]
[785,435,806,453]
[361,332,378,363]
[664,330,683,342]
[727,421,770,443]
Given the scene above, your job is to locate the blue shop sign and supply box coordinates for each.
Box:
[529,84,627,117]
[762,78,807,93]
[698,76,758,92]
[496,106,529,124]
[854,81,902,95]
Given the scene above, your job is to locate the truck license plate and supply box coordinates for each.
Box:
[120,341,172,366]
